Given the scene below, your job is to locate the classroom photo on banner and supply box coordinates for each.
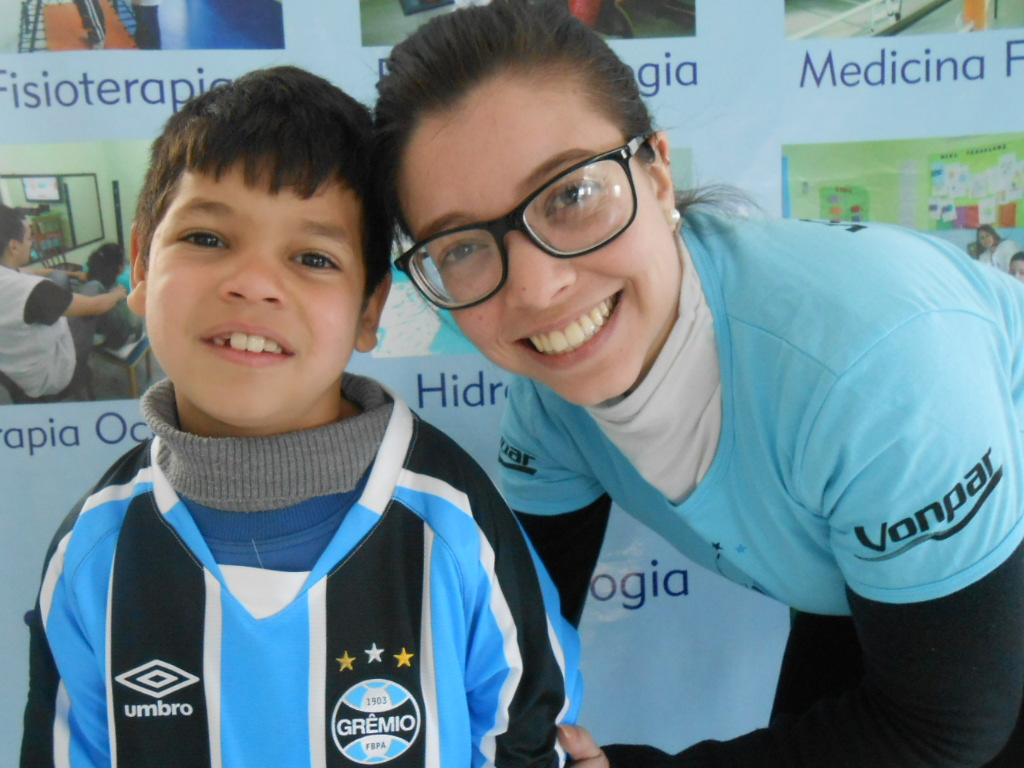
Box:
[0,139,159,405]
[785,0,1024,39]
[360,0,696,47]
[783,130,1024,278]
[6,0,285,53]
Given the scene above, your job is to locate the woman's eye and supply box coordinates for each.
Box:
[184,232,224,248]
[439,241,483,268]
[546,179,602,214]
[296,252,336,270]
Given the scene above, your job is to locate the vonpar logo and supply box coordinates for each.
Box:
[332,679,421,764]
[855,448,1001,561]
[116,659,199,718]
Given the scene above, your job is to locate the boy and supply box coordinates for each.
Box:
[20,66,581,767]
[1010,251,1024,284]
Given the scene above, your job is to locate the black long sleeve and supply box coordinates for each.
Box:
[23,280,72,326]
[599,540,1024,768]
[516,494,612,627]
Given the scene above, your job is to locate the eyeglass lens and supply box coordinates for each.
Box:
[408,157,633,307]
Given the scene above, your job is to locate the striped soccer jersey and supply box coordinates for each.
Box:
[22,398,582,768]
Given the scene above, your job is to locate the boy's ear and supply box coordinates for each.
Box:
[645,130,677,219]
[126,226,148,318]
[355,272,392,354]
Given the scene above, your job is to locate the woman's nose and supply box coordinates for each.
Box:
[502,232,577,309]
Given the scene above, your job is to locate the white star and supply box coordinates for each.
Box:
[365,643,384,663]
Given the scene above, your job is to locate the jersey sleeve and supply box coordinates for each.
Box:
[457,463,584,766]
[21,508,113,768]
[499,376,606,516]
[798,309,1024,603]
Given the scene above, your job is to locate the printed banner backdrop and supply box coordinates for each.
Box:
[2,0,1023,762]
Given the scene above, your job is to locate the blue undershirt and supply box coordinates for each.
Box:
[182,469,370,571]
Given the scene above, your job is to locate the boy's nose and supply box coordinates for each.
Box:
[219,255,285,304]
[502,232,576,310]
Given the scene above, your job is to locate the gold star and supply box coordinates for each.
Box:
[336,651,356,671]
[394,648,415,668]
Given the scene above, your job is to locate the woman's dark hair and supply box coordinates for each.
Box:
[977,224,1003,248]
[86,243,126,288]
[374,0,656,240]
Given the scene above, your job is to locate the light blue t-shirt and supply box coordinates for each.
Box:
[500,215,1024,614]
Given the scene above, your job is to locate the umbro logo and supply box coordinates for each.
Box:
[115,659,200,699]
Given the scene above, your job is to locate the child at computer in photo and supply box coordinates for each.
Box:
[20,66,581,768]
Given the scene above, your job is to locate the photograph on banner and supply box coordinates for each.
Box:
[785,0,1024,39]
[7,0,285,54]
[360,0,695,48]
[373,142,694,358]
[783,130,1024,277]
[0,139,161,405]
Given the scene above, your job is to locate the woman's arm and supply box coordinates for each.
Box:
[516,494,612,627]
[587,539,1024,767]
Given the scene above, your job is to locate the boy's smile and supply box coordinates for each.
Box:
[128,167,389,438]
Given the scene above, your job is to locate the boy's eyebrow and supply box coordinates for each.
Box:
[176,198,236,217]
[173,199,352,244]
[299,220,353,244]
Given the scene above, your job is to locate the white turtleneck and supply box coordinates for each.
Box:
[587,236,721,504]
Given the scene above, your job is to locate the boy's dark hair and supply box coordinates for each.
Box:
[1011,251,1024,264]
[0,204,26,256]
[86,243,126,288]
[373,0,655,239]
[135,66,389,294]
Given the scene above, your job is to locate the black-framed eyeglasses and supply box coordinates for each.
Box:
[395,134,651,310]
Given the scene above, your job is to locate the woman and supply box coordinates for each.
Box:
[977,224,1022,273]
[373,1,1024,765]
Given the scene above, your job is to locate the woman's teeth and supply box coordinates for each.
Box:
[216,332,284,354]
[529,298,614,355]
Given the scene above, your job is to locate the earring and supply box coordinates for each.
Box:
[667,208,681,231]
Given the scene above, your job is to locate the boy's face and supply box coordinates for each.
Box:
[128,166,390,438]
[1011,260,1024,283]
[4,221,32,267]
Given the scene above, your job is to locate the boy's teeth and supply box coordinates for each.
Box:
[227,332,283,354]
[529,298,616,355]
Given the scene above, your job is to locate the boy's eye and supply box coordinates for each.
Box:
[183,232,225,248]
[295,252,336,270]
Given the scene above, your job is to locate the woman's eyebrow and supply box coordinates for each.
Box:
[417,147,600,238]
[519,148,595,193]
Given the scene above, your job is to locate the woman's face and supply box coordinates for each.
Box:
[979,230,997,250]
[398,75,682,406]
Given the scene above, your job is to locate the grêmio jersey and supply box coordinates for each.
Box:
[500,214,1024,615]
[22,398,582,768]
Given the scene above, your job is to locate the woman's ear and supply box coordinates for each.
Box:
[644,130,677,216]
[126,226,148,317]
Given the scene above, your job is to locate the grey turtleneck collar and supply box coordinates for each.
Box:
[141,374,394,512]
